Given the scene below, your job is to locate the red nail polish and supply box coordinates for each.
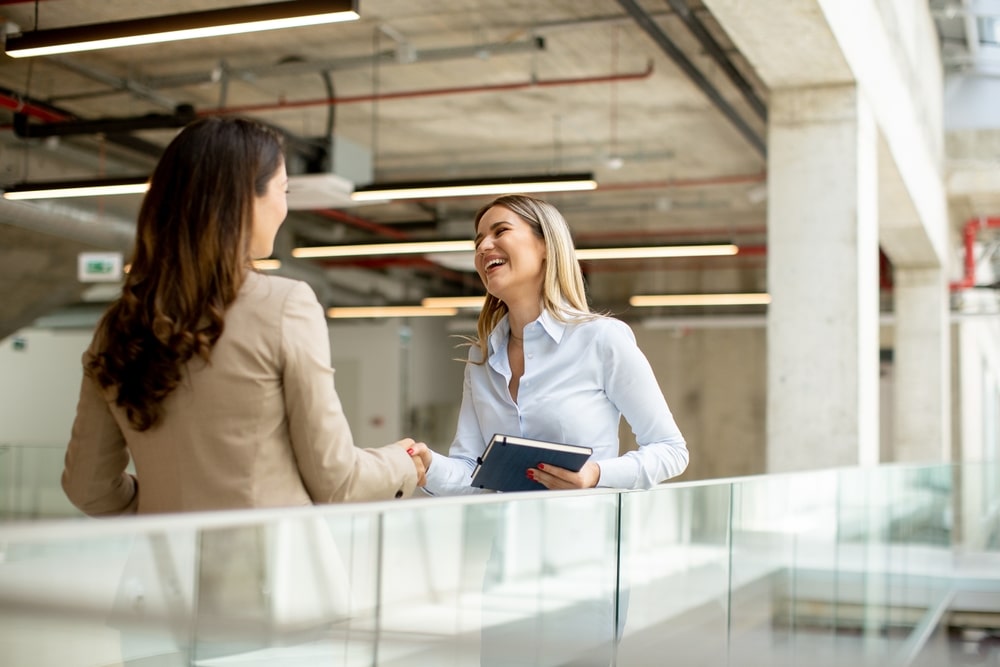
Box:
[537,463,545,470]
[527,470,535,480]
[407,448,414,455]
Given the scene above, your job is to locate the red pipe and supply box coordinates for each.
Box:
[314,208,409,241]
[0,94,69,123]
[198,65,655,116]
[950,216,1000,290]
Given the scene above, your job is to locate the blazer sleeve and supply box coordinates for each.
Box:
[62,350,139,516]
[280,281,417,502]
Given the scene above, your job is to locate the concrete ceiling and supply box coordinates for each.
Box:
[0,1,973,338]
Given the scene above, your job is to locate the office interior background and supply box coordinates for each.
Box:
[0,0,995,490]
[0,1,999,665]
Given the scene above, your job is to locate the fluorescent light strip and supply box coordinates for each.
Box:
[292,242,737,260]
[327,306,459,319]
[576,244,737,260]
[293,240,474,259]
[421,296,487,309]
[350,174,597,202]
[252,259,282,271]
[6,1,360,58]
[3,179,150,200]
[629,293,772,307]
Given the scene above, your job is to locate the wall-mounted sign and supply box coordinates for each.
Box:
[78,252,123,283]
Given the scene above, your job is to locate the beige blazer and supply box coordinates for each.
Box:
[63,271,416,515]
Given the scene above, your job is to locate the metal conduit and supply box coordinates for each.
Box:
[615,0,766,158]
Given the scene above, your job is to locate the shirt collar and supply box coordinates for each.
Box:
[488,308,568,354]
[536,308,567,344]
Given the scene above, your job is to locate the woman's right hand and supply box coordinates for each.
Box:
[400,439,431,486]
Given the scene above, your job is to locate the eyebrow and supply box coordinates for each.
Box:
[474,220,510,246]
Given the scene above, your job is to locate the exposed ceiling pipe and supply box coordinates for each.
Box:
[596,171,765,192]
[660,0,766,122]
[198,64,655,116]
[0,197,134,250]
[139,38,547,90]
[0,87,69,123]
[615,0,766,158]
[313,208,409,240]
[577,224,766,243]
[13,104,196,138]
[0,87,165,158]
[46,55,179,110]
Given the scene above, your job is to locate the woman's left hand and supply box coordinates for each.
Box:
[528,461,600,489]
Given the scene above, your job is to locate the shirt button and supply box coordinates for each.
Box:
[395,490,404,498]
[527,353,534,359]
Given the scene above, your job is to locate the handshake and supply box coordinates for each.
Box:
[397,439,433,487]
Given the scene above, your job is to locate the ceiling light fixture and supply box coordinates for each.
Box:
[2,176,150,200]
[293,240,473,259]
[421,296,486,309]
[292,241,737,260]
[5,0,360,59]
[252,259,282,271]
[327,305,459,319]
[350,173,598,202]
[576,244,737,260]
[629,293,772,307]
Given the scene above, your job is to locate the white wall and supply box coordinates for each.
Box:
[0,328,91,517]
[632,323,767,481]
[329,316,466,452]
[327,320,405,449]
[0,328,91,447]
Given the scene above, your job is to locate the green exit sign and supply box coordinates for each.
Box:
[78,252,123,283]
[86,259,114,274]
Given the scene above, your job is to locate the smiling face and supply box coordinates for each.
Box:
[474,204,547,307]
[250,159,288,259]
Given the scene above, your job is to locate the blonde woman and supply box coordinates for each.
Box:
[420,194,688,495]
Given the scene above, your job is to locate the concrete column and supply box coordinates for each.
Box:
[767,84,881,472]
[892,270,951,463]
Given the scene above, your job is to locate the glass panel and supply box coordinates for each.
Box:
[728,469,846,667]
[0,510,383,666]
[378,492,621,667]
[0,525,197,666]
[2,461,999,666]
[0,444,79,521]
[188,512,381,665]
[617,482,732,666]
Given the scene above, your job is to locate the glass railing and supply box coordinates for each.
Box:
[0,443,81,521]
[1,461,998,666]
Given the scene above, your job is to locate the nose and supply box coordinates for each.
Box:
[477,237,494,255]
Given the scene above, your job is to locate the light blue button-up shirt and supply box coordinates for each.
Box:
[423,310,688,495]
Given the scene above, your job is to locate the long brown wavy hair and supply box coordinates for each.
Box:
[469,194,600,363]
[87,116,285,431]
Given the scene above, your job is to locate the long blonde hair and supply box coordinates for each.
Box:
[469,194,601,362]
